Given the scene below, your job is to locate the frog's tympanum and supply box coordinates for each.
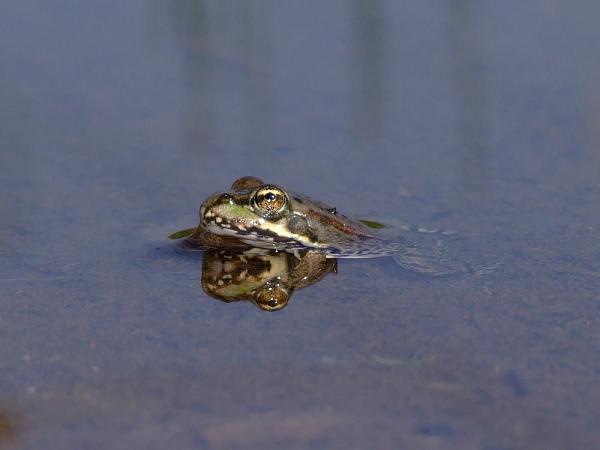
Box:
[171,176,463,276]
[201,247,336,311]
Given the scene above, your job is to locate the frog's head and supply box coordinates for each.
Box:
[200,176,318,249]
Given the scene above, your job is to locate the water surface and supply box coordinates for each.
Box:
[2,1,600,449]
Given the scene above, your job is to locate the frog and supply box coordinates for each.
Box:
[171,176,465,275]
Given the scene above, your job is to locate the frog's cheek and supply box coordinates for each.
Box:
[287,215,309,234]
[287,215,318,243]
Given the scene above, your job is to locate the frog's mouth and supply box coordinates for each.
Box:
[205,219,309,250]
[202,207,316,251]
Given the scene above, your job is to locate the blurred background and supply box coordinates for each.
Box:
[1,1,600,449]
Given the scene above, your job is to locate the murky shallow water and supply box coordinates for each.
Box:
[2,1,600,449]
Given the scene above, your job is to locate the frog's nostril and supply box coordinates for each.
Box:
[218,193,232,203]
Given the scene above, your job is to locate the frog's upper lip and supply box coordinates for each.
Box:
[202,191,230,208]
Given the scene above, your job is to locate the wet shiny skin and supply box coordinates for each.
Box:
[193,176,389,257]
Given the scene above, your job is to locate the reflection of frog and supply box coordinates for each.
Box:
[201,248,336,311]
[172,176,465,275]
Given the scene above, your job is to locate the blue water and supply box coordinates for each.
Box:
[2,1,600,448]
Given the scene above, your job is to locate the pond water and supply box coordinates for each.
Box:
[2,1,600,449]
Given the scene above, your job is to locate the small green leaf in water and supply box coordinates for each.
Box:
[168,227,197,240]
[358,219,390,229]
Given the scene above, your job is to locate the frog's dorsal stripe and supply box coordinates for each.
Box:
[303,209,376,239]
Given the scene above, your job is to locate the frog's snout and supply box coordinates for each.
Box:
[200,192,233,227]
[199,192,219,223]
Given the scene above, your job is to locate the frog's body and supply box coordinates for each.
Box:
[188,176,396,257]
[173,176,465,275]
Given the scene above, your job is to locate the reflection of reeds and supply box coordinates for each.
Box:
[349,0,387,142]
[443,0,490,199]
[146,0,279,158]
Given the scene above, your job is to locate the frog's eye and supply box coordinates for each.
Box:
[251,185,289,219]
[253,286,290,312]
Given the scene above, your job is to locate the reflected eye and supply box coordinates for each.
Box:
[251,185,289,219]
[254,286,290,311]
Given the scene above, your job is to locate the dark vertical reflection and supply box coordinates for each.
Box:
[167,1,217,154]
[0,72,36,249]
[583,64,600,178]
[442,1,490,199]
[349,0,387,144]
[237,3,277,154]
[145,0,278,158]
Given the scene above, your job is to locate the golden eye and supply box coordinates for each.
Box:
[253,286,290,311]
[251,185,289,219]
